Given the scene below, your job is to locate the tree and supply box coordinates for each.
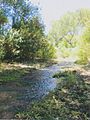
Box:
[37,37,56,60]
[0,0,39,28]
[0,0,55,62]
[0,9,8,34]
[0,0,42,61]
[48,11,79,48]
[0,9,7,25]
[0,9,8,60]
[48,8,90,58]
[3,29,20,61]
[77,23,90,64]
[77,8,90,27]
[17,17,45,61]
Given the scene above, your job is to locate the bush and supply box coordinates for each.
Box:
[0,35,5,61]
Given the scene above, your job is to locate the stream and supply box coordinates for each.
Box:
[0,61,74,118]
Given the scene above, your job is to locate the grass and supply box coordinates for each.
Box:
[0,68,30,82]
[0,63,31,83]
[15,70,90,120]
[0,61,89,119]
[0,60,56,83]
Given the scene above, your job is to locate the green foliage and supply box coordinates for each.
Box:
[48,8,90,59]
[0,68,27,82]
[1,0,39,27]
[0,0,55,62]
[77,24,90,64]
[0,21,55,61]
[2,29,19,61]
[77,8,90,26]
[74,9,90,64]
[37,37,56,60]
[0,9,7,25]
[17,18,44,61]
[2,19,55,61]
[0,35,5,60]
[15,71,89,120]
[48,11,79,48]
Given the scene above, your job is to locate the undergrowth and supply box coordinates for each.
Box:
[15,70,90,120]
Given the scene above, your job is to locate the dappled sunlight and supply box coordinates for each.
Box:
[0,0,90,119]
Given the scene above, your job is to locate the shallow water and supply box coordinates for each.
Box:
[19,64,61,101]
[0,61,74,118]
